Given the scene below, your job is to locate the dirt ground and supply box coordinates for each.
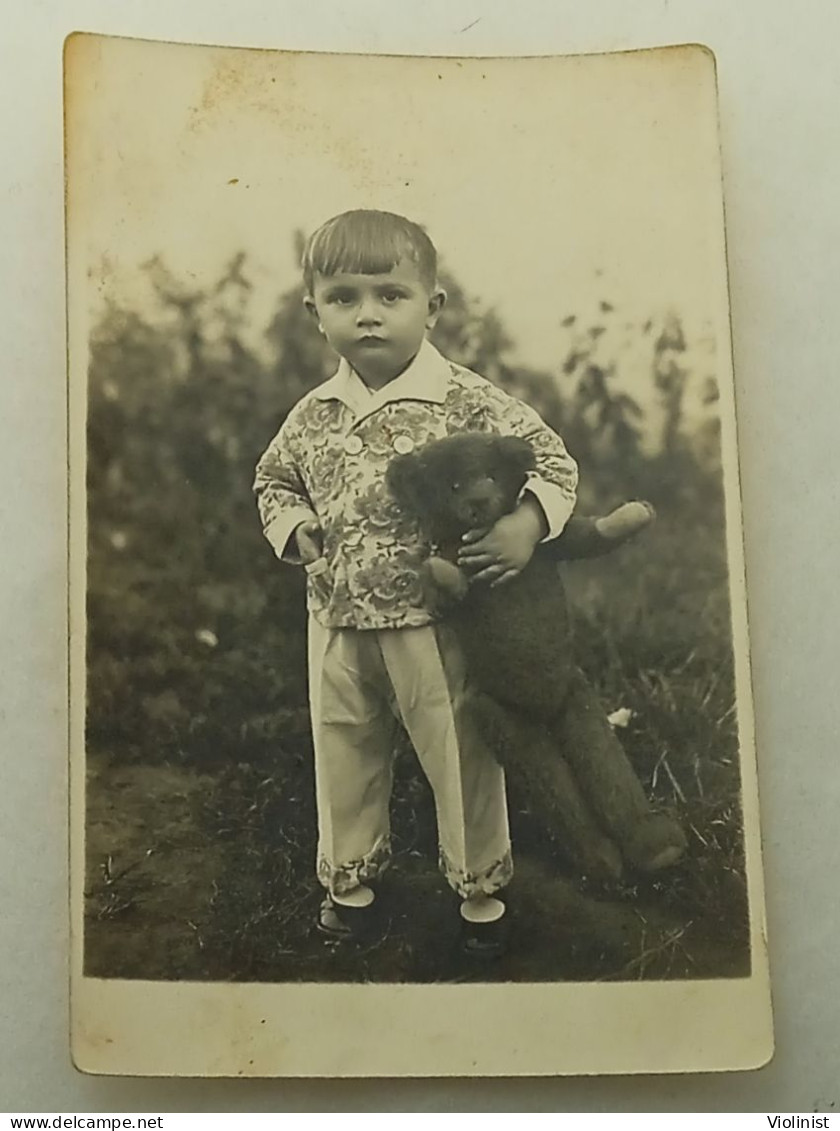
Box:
[84,752,750,985]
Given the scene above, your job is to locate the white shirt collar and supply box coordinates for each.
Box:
[312,338,450,415]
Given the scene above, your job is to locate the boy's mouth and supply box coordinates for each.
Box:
[357,335,387,347]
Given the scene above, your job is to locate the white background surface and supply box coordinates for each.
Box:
[1,0,838,1112]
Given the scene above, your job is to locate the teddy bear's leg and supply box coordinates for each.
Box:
[549,502,656,561]
[556,669,688,873]
[470,690,624,883]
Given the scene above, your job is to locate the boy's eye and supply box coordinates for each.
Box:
[382,291,403,303]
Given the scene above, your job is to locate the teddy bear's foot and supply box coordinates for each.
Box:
[620,813,687,874]
[569,834,625,884]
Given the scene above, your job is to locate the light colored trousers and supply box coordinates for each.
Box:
[307,617,513,900]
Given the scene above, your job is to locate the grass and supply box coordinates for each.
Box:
[83,489,750,983]
[564,506,749,955]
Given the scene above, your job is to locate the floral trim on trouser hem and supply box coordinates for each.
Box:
[317,833,392,896]
[439,846,514,899]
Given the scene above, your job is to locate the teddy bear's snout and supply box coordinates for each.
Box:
[456,477,506,528]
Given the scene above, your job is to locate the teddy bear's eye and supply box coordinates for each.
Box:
[451,482,460,492]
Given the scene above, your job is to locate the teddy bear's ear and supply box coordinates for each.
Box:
[494,435,537,479]
[385,453,428,517]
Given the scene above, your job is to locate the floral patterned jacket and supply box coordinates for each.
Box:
[253,340,578,630]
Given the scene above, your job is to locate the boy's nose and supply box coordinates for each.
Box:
[356,300,382,326]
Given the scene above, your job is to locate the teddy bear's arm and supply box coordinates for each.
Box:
[548,502,656,561]
[420,555,470,611]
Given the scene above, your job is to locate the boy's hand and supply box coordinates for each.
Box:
[457,497,548,587]
[294,521,324,565]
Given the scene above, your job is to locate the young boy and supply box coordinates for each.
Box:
[253,209,579,950]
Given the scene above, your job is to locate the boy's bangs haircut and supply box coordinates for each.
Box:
[303,210,437,292]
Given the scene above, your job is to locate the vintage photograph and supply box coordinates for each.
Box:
[67,35,771,1075]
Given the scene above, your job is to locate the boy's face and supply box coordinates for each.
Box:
[304,259,446,388]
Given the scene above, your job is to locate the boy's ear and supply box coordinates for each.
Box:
[425,287,447,332]
[493,436,537,484]
[385,453,428,517]
[303,294,324,333]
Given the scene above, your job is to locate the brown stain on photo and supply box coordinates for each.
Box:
[185,49,413,193]
[63,33,100,232]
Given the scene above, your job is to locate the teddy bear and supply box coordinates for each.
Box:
[385,431,687,882]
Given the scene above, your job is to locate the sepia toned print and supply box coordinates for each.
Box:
[67,35,772,1075]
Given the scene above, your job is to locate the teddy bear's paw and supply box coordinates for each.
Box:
[594,500,656,545]
[422,556,469,608]
[622,813,688,874]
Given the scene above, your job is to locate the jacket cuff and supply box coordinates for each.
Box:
[263,508,319,563]
[520,474,576,542]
